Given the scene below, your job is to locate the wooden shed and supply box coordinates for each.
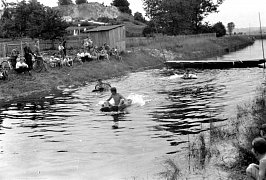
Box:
[85,24,126,51]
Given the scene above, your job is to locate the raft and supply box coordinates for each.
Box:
[100,99,132,112]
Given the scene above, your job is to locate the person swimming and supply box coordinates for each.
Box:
[101,87,127,112]
[94,79,111,92]
[182,69,197,79]
[183,70,190,78]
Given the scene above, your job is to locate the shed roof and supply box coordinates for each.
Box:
[85,24,124,32]
[66,26,92,31]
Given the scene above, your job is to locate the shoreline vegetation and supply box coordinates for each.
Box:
[0,35,255,104]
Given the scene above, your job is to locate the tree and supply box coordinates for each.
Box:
[75,0,87,5]
[111,0,132,14]
[142,20,157,37]
[212,22,226,37]
[0,0,68,40]
[227,22,235,36]
[40,7,68,42]
[58,0,73,6]
[134,12,146,23]
[197,22,213,34]
[143,0,224,35]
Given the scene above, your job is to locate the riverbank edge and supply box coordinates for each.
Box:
[0,35,255,105]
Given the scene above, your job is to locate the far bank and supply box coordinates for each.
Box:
[0,35,255,104]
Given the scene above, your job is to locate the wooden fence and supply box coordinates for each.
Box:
[0,33,216,57]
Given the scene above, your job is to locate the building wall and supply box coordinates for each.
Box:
[88,26,126,51]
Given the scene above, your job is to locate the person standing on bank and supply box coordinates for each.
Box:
[34,40,40,56]
[62,38,66,57]
[58,42,65,59]
[23,42,34,70]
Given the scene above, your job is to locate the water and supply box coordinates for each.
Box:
[0,40,265,180]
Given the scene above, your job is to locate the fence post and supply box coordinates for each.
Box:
[4,43,6,57]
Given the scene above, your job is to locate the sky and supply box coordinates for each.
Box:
[2,0,266,29]
[205,0,266,28]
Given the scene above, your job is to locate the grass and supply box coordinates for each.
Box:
[146,35,255,60]
[159,159,181,180]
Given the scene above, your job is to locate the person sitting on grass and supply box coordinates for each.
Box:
[110,47,122,60]
[104,87,126,111]
[246,137,266,180]
[49,55,61,67]
[260,124,266,139]
[98,46,109,61]
[75,50,84,64]
[89,47,98,61]
[104,43,110,53]
[84,51,92,61]
[0,69,8,80]
[9,49,19,69]
[94,79,111,92]
[15,55,31,75]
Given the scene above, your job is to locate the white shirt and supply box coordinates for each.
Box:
[58,45,64,51]
[16,61,28,69]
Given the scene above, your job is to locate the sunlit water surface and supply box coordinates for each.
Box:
[0,40,266,180]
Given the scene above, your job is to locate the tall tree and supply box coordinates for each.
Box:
[76,0,87,5]
[212,22,226,37]
[134,12,146,23]
[143,0,194,35]
[189,0,224,33]
[111,0,132,14]
[227,22,235,36]
[58,0,73,6]
[143,0,224,35]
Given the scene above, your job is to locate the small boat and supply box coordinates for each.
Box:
[100,99,132,112]
[165,59,266,69]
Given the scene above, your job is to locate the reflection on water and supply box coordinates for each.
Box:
[0,41,266,179]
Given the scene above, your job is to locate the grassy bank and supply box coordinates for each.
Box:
[169,84,266,179]
[0,35,255,103]
[132,35,254,60]
[208,85,266,180]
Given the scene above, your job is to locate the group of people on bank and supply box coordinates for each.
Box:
[7,40,41,76]
[76,36,121,62]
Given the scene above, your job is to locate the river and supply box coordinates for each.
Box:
[0,40,265,180]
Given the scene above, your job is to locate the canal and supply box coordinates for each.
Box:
[0,40,265,180]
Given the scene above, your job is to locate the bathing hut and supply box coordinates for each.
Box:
[85,24,126,51]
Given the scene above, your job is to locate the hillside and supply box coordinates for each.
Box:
[118,13,147,37]
[55,2,120,20]
[56,3,147,37]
